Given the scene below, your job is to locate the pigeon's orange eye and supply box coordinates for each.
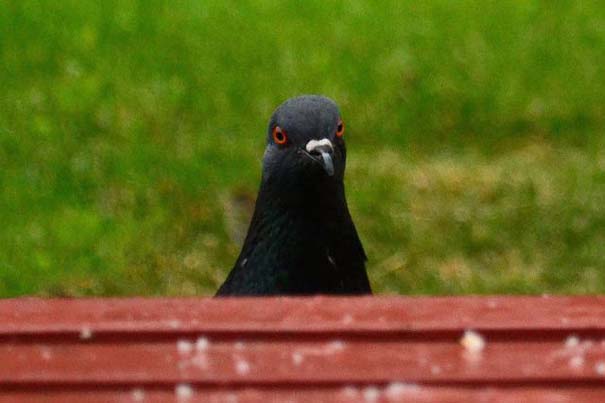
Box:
[272,126,288,145]
[336,120,345,138]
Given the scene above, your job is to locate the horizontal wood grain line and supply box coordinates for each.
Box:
[1,384,605,403]
[2,297,605,334]
[2,339,604,384]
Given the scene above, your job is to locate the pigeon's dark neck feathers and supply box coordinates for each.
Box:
[217,177,369,296]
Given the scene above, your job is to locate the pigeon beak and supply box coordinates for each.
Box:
[305,139,335,176]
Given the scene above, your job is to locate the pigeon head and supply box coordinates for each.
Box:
[262,95,346,190]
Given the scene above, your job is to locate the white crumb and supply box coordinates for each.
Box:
[341,385,358,397]
[195,337,209,351]
[235,359,250,375]
[40,348,52,361]
[460,330,485,353]
[175,384,193,400]
[79,326,93,340]
[384,382,419,399]
[327,340,345,352]
[292,352,304,366]
[177,339,194,355]
[342,314,354,324]
[565,335,580,348]
[362,386,380,403]
[131,388,145,402]
[595,362,605,375]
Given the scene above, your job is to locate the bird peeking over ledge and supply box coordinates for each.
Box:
[216,95,372,296]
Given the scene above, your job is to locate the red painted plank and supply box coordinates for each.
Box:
[2,386,605,403]
[1,296,605,335]
[2,297,605,402]
[2,339,605,384]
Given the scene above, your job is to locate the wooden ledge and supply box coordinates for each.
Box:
[1,296,605,402]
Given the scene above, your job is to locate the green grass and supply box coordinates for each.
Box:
[1,1,604,296]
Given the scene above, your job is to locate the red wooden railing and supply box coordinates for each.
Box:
[1,296,605,402]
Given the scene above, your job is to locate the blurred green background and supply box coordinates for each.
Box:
[1,0,605,297]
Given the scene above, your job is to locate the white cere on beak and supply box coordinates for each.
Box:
[305,138,335,176]
[305,138,333,153]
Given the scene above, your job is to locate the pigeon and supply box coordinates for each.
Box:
[216,95,371,296]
